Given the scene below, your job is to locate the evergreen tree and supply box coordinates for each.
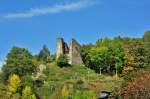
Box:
[38,45,51,63]
[2,46,37,82]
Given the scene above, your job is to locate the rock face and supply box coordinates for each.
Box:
[56,38,83,65]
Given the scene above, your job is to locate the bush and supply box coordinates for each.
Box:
[76,79,84,85]
[61,85,69,98]
[22,86,36,99]
[8,74,21,94]
[121,71,150,99]
[123,70,144,81]
[57,54,69,67]
[21,75,34,88]
[74,90,97,99]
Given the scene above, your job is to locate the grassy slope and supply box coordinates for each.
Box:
[37,62,123,99]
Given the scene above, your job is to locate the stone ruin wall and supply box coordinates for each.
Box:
[56,38,83,65]
[56,38,64,59]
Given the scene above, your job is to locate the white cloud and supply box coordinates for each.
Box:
[3,0,96,19]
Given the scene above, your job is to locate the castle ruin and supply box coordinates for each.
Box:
[56,38,83,65]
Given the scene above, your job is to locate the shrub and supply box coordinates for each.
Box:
[123,70,144,81]
[121,71,150,99]
[61,85,69,98]
[57,54,69,67]
[76,79,84,85]
[8,74,21,94]
[22,86,32,97]
[74,90,97,99]
[21,75,34,88]
[22,86,36,99]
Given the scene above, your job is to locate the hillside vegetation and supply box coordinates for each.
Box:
[0,30,150,99]
[0,61,123,99]
[36,62,122,99]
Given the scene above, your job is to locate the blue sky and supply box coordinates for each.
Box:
[0,0,150,67]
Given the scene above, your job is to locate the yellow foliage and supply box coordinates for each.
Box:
[22,86,36,99]
[61,85,69,98]
[123,66,134,74]
[123,48,135,74]
[124,48,135,67]
[8,74,21,94]
[22,86,32,97]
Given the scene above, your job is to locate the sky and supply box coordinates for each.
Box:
[0,0,150,68]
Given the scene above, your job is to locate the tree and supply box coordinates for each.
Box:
[143,30,150,68]
[2,46,37,82]
[37,45,51,63]
[8,74,21,94]
[85,37,124,75]
[123,47,135,74]
[80,44,94,67]
[88,46,109,74]
[122,38,146,74]
[112,38,124,78]
[96,38,112,47]
[114,48,124,79]
[57,54,69,67]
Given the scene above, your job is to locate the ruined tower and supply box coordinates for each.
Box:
[56,38,83,65]
[56,38,64,59]
[69,39,83,65]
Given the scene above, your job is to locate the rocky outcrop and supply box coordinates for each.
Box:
[56,38,83,65]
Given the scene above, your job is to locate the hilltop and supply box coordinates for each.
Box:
[0,30,150,99]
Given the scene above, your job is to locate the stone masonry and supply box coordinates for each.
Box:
[56,38,83,65]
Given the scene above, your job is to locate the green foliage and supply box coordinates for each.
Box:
[2,46,37,82]
[81,36,149,76]
[74,90,97,99]
[88,46,109,73]
[82,37,124,75]
[22,86,32,97]
[22,86,36,99]
[143,30,150,67]
[21,75,34,88]
[80,44,94,66]
[96,37,113,47]
[113,39,124,77]
[61,84,69,98]
[37,45,52,63]
[1,31,150,99]
[76,79,84,85]
[57,54,69,67]
[36,83,56,99]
